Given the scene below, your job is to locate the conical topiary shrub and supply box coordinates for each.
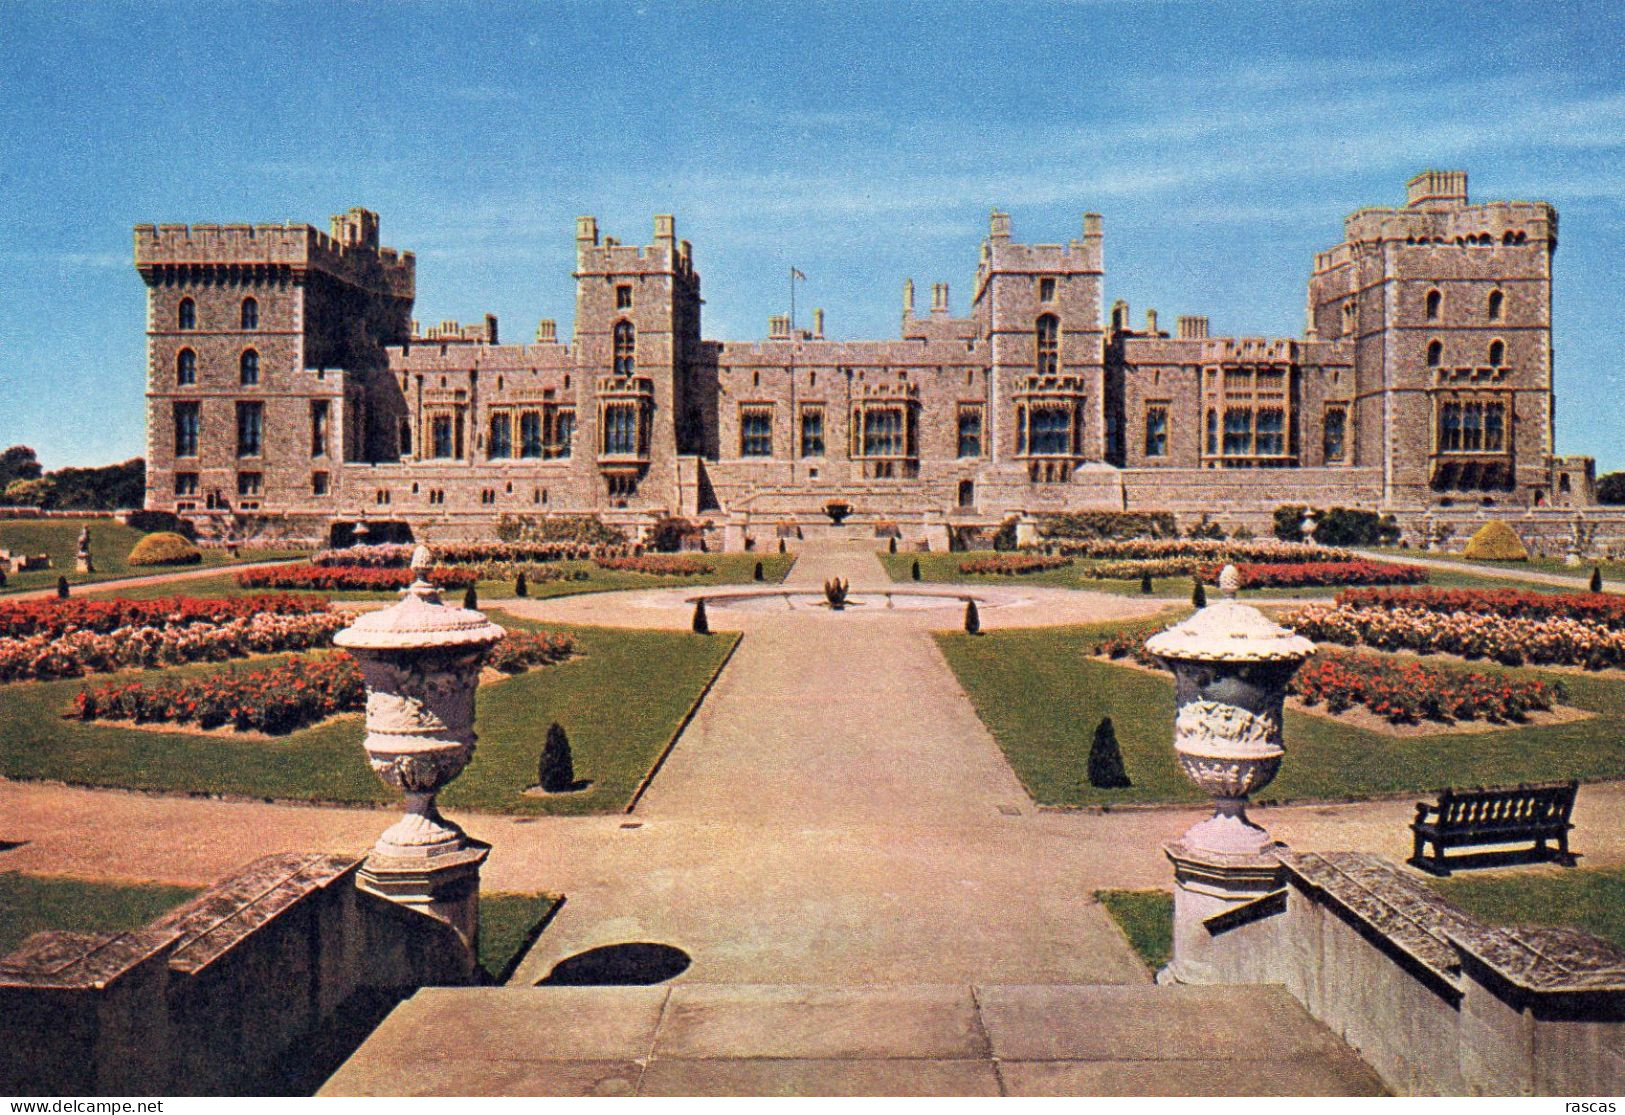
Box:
[911,559,921,581]
[463,584,478,610]
[56,575,69,599]
[964,598,981,635]
[1591,566,1604,593]
[1463,520,1530,562]
[1191,578,1207,608]
[515,570,528,597]
[753,560,765,582]
[538,722,575,793]
[778,537,787,554]
[1140,572,1154,595]
[1088,717,1131,789]
[889,536,898,554]
[692,598,710,634]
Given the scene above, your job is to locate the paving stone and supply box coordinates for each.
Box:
[638,1058,1001,1097]
[999,1057,1386,1097]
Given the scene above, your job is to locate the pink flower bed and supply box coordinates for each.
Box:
[1336,587,1625,630]
[1040,538,1357,563]
[959,554,1073,576]
[593,555,715,576]
[1196,561,1427,590]
[1283,602,1625,670]
[235,565,477,591]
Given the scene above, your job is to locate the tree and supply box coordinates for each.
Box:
[1192,578,1207,608]
[46,459,145,510]
[753,560,764,581]
[1140,572,1154,594]
[1592,567,1604,593]
[964,598,981,635]
[538,722,575,792]
[911,559,921,581]
[56,576,69,599]
[3,477,55,507]
[462,584,478,610]
[1087,717,1131,788]
[1598,472,1625,505]
[692,598,710,635]
[515,570,528,597]
[0,446,42,491]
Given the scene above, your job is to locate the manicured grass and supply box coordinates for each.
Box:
[936,618,1625,807]
[0,872,202,957]
[1432,866,1625,952]
[480,892,563,982]
[101,552,797,602]
[1368,546,1625,586]
[0,517,306,595]
[0,619,738,815]
[1095,889,1173,973]
[882,549,1525,599]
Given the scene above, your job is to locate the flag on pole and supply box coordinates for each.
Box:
[791,267,807,282]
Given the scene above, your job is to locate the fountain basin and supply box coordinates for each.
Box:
[693,590,995,613]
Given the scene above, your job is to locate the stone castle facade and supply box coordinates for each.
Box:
[138,171,1598,548]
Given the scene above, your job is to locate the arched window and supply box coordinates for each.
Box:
[1425,289,1441,321]
[240,297,259,330]
[177,298,195,330]
[239,349,259,386]
[1487,290,1503,321]
[176,348,196,386]
[613,320,636,375]
[1426,339,1443,367]
[1489,339,1505,366]
[1035,314,1059,376]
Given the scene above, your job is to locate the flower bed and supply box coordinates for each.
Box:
[312,540,633,569]
[958,554,1073,576]
[593,555,715,576]
[235,565,477,591]
[1032,538,1357,563]
[1197,561,1428,590]
[0,594,327,640]
[1335,587,1625,630]
[1283,602,1625,670]
[0,611,348,682]
[71,629,578,734]
[1093,635,1560,724]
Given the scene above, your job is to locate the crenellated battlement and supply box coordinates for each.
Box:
[573,214,695,277]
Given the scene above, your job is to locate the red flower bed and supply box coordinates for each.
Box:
[1197,561,1428,590]
[593,555,715,576]
[72,630,578,734]
[959,554,1073,576]
[235,565,477,591]
[1336,586,1625,630]
[1291,649,1560,724]
[0,594,327,640]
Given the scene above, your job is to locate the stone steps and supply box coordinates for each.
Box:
[319,982,1387,1097]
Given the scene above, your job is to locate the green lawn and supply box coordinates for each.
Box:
[1433,866,1625,952]
[936,618,1625,807]
[0,517,307,595]
[100,552,796,603]
[0,872,203,957]
[0,619,738,815]
[480,892,563,982]
[1095,889,1173,974]
[881,549,1538,599]
[1367,545,1625,586]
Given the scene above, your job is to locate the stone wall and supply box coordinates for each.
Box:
[0,852,475,1095]
[1189,850,1625,1095]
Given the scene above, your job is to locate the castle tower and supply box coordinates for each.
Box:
[572,214,702,509]
[973,210,1106,483]
[134,209,414,521]
[1307,171,1557,507]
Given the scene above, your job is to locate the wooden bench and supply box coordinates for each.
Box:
[1410,781,1578,876]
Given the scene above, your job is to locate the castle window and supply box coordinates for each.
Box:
[1341,301,1355,337]
[239,349,259,386]
[1029,406,1070,456]
[236,472,262,498]
[605,402,641,456]
[1038,277,1056,303]
[1487,290,1504,321]
[800,406,825,458]
[177,298,195,330]
[431,415,454,458]
[1489,339,1505,366]
[1035,314,1059,376]
[176,348,196,386]
[311,400,330,457]
[616,284,632,310]
[488,412,512,459]
[1425,289,1441,321]
[1143,405,1169,458]
[1254,408,1285,456]
[613,320,636,375]
[1426,339,1443,367]
[1437,399,1507,453]
[398,417,412,456]
[1205,408,1218,456]
[240,297,258,330]
[546,406,575,458]
[520,411,543,458]
[174,402,200,457]
[740,406,773,457]
[1016,405,1027,454]
[1323,406,1348,462]
[1223,408,1252,456]
[235,402,262,458]
[311,471,329,496]
[958,405,984,458]
[174,472,198,497]
[862,406,907,457]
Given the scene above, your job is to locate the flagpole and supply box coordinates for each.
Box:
[789,266,796,335]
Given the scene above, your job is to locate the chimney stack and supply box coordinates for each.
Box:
[535,319,557,343]
[903,278,915,316]
[813,308,825,339]
[931,282,949,314]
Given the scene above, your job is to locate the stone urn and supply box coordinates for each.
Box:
[334,546,505,859]
[1145,566,1314,857]
[1300,509,1319,546]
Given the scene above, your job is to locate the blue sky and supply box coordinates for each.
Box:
[1,0,1621,472]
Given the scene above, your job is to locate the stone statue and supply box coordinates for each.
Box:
[75,525,93,574]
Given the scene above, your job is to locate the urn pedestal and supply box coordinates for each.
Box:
[334,547,505,954]
[1145,566,1314,984]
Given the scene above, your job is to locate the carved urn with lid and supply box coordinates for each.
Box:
[334,545,505,858]
[1145,565,1314,857]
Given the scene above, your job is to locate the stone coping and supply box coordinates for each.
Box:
[1447,924,1625,994]
[0,925,176,991]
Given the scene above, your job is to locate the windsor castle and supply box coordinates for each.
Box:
[137,170,1600,549]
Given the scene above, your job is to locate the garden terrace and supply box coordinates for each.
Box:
[0,517,309,595]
